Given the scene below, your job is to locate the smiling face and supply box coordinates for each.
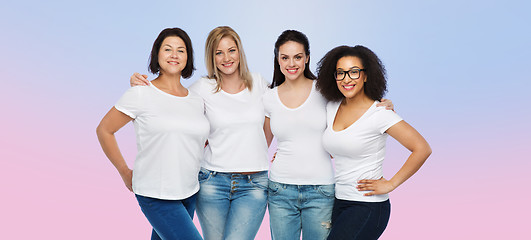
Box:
[278,41,308,82]
[158,36,187,75]
[214,36,240,77]
[336,56,366,100]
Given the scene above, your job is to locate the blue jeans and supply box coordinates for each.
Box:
[135,194,202,240]
[327,199,390,240]
[196,168,268,240]
[268,180,335,240]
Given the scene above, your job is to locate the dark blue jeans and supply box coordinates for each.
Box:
[135,193,202,240]
[327,198,390,240]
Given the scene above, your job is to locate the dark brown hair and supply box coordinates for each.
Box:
[271,30,316,88]
[148,27,195,78]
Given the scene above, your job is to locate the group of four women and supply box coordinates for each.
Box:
[96,26,431,240]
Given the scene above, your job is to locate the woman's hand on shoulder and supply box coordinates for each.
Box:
[357,177,396,196]
[377,99,394,111]
[130,73,150,87]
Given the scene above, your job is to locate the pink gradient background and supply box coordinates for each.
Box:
[2,0,530,239]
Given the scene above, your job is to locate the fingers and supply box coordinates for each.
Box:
[357,183,373,191]
[358,179,376,184]
[140,74,149,85]
[270,152,277,162]
[364,191,376,196]
[131,72,149,86]
[376,98,394,110]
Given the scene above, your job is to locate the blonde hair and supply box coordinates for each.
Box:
[205,26,253,92]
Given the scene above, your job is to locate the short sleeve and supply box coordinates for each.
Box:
[114,86,144,119]
[374,107,403,134]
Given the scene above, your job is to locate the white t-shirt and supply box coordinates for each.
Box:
[115,84,210,200]
[189,73,269,172]
[263,81,334,185]
[322,100,403,202]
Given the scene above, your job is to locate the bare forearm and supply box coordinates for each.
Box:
[389,147,431,189]
[96,129,130,175]
[264,117,274,147]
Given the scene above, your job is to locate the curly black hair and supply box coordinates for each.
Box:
[270,30,316,88]
[316,45,387,102]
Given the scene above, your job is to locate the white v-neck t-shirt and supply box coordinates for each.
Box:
[189,73,269,172]
[115,84,210,200]
[322,100,402,202]
[263,81,334,185]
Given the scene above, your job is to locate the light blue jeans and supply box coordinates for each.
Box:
[196,168,268,240]
[268,180,335,240]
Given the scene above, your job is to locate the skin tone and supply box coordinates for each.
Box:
[97,36,188,192]
[265,42,395,160]
[129,34,261,174]
[333,56,431,196]
[264,41,312,147]
[215,37,244,94]
[130,36,244,93]
[276,41,313,108]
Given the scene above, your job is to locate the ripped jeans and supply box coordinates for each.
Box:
[268,180,335,240]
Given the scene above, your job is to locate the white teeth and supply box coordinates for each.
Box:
[287,69,297,73]
[343,85,355,90]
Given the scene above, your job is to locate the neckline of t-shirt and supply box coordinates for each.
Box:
[330,100,378,133]
[275,81,315,111]
[149,82,190,99]
[220,87,248,96]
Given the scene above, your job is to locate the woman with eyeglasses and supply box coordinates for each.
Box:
[316,45,432,240]
[130,26,270,240]
[263,30,394,240]
[96,28,208,240]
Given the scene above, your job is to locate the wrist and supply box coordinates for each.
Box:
[117,166,131,175]
[388,178,400,190]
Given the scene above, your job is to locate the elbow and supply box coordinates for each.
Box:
[96,122,107,138]
[411,142,432,161]
[422,143,432,159]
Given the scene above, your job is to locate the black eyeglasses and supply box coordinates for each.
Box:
[335,68,365,81]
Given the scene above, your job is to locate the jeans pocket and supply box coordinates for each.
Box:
[267,180,282,196]
[317,184,335,198]
[249,172,268,190]
[198,168,212,183]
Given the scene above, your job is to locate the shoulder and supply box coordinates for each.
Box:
[326,100,340,111]
[121,85,150,98]
[373,101,400,118]
[371,101,403,130]
[311,81,328,102]
[189,77,216,94]
[262,86,276,102]
[250,73,270,90]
